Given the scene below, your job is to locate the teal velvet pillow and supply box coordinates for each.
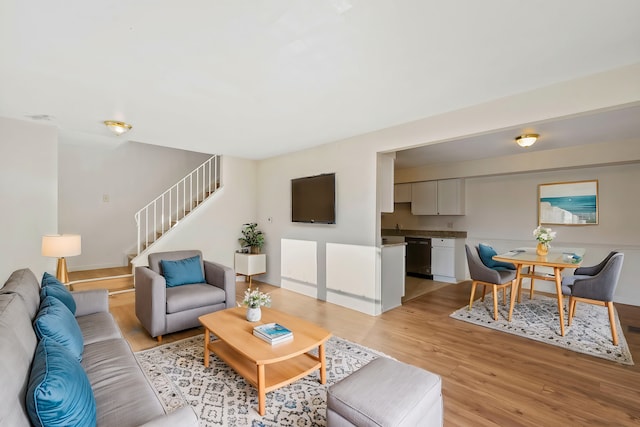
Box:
[34,296,84,362]
[41,272,59,286]
[478,243,516,270]
[40,282,76,314]
[161,255,205,287]
[26,338,96,427]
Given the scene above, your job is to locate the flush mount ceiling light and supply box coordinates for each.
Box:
[104,120,132,136]
[515,133,539,148]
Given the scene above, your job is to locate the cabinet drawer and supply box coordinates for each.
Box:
[431,238,455,247]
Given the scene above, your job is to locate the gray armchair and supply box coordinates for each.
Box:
[135,250,236,342]
[561,252,624,345]
[465,244,518,321]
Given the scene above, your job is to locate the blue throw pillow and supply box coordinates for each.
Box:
[26,338,96,427]
[41,272,60,286]
[161,255,205,287]
[40,282,76,314]
[34,296,84,362]
[478,243,516,270]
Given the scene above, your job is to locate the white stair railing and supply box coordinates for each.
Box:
[134,155,221,255]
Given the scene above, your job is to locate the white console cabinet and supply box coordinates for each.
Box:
[234,253,266,284]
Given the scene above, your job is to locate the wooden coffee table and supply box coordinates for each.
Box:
[198,307,332,415]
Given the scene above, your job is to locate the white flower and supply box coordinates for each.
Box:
[533,226,556,245]
[241,286,271,309]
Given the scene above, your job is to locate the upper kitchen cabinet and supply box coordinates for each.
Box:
[378,153,395,213]
[411,179,465,215]
[437,178,465,215]
[410,181,437,215]
[393,183,412,203]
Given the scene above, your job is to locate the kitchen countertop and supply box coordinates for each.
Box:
[381,229,467,239]
[380,242,408,248]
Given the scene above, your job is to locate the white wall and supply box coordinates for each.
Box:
[256,139,379,307]
[255,64,640,314]
[383,162,640,304]
[58,132,212,270]
[131,156,258,271]
[0,117,58,282]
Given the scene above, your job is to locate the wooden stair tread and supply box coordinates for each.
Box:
[69,266,132,281]
[71,279,133,293]
[68,267,134,293]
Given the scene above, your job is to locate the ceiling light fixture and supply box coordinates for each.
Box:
[515,133,539,148]
[104,120,132,136]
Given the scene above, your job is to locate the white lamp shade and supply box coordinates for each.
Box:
[42,234,82,257]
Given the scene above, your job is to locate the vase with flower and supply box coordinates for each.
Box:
[241,286,271,322]
[533,225,556,256]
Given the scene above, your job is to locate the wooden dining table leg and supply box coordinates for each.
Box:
[554,267,565,336]
[508,264,522,321]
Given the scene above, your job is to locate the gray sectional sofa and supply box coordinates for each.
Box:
[0,268,198,427]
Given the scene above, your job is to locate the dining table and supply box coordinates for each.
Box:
[493,247,585,336]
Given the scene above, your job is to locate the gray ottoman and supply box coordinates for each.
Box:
[327,357,443,427]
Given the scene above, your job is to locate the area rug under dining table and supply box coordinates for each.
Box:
[135,334,387,426]
[450,292,633,365]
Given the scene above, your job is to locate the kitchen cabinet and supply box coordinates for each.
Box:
[381,243,406,312]
[431,238,466,283]
[436,179,465,215]
[411,179,465,215]
[393,183,412,203]
[379,153,395,213]
[410,181,438,215]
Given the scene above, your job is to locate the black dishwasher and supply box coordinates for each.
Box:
[405,237,432,278]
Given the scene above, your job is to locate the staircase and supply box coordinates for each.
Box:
[67,156,222,295]
[68,267,134,294]
[133,155,221,258]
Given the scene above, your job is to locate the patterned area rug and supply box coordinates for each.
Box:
[450,293,633,365]
[135,335,387,426]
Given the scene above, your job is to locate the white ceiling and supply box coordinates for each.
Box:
[394,103,640,169]
[1,1,639,160]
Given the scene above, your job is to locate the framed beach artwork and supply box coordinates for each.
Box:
[538,180,598,225]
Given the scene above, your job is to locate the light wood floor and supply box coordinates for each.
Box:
[402,275,451,303]
[108,279,640,426]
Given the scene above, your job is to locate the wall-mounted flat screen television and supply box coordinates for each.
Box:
[291,173,336,224]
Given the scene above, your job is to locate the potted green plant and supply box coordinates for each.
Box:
[239,223,265,254]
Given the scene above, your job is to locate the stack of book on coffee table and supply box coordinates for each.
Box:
[253,322,293,345]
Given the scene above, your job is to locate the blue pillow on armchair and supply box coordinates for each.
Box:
[160,255,205,287]
[478,243,516,271]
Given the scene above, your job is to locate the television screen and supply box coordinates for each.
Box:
[291,173,336,224]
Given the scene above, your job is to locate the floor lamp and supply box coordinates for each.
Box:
[42,234,82,284]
